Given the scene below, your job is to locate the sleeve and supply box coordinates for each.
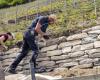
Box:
[38,17,46,25]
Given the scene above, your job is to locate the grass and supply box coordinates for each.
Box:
[0,0,100,46]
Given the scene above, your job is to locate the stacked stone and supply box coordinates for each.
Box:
[2,48,24,72]
[2,25,100,74]
[37,25,100,71]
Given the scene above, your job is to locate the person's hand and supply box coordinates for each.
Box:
[43,35,49,40]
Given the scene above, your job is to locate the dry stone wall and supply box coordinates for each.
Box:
[2,25,100,74]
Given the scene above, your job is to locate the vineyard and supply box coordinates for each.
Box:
[0,0,100,46]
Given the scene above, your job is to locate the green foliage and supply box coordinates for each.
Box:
[0,0,8,8]
[0,0,32,8]
[10,0,24,5]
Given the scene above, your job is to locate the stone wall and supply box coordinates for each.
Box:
[2,25,100,74]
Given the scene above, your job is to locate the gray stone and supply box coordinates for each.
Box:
[81,43,93,50]
[69,51,85,58]
[3,53,20,59]
[46,50,62,56]
[71,63,93,69]
[61,62,78,68]
[51,55,70,61]
[46,38,59,46]
[72,45,81,52]
[36,57,50,62]
[46,36,67,46]
[58,36,67,43]
[58,42,70,49]
[38,61,55,67]
[75,57,89,62]
[94,41,100,48]
[85,48,100,55]
[54,68,68,74]
[82,37,96,44]
[91,25,100,30]
[62,47,71,54]
[58,40,81,49]
[89,53,100,58]
[67,33,88,41]
[5,48,20,55]
[79,59,94,64]
[56,59,73,64]
[88,30,100,34]
[41,44,58,52]
[38,42,46,48]
[37,53,47,58]
[94,58,100,66]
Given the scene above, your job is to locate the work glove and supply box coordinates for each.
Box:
[43,35,49,40]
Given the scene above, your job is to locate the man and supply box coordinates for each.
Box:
[8,14,57,74]
[0,32,15,51]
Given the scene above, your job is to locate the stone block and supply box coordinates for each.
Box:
[81,43,93,50]
[51,55,70,61]
[62,46,71,54]
[46,50,62,56]
[67,33,88,41]
[41,44,58,52]
[69,51,85,58]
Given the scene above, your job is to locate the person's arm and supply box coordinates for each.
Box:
[0,36,8,49]
[35,22,45,37]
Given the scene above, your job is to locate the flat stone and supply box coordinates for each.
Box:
[72,45,81,52]
[82,37,96,44]
[75,57,89,62]
[56,59,73,64]
[51,55,70,61]
[58,40,81,49]
[46,36,67,46]
[37,53,47,58]
[58,36,67,43]
[69,51,85,58]
[58,42,70,49]
[53,68,69,76]
[81,43,93,50]
[85,48,100,55]
[41,44,58,52]
[62,47,71,54]
[3,53,20,59]
[61,62,78,68]
[5,74,26,80]
[36,57,50,62]
[93,58,100,66]
[89,53,100,58]
[71,63,93,69]
[79,59,94,64]
[38,42,46,48]
[88,30,100,34]
[38,61,55,67]
[5,48,20,55]
[91,25,100,30]
[46,50,62,56]
[46,38,59,46]
[94,41,100,48]
[67,33,88,41]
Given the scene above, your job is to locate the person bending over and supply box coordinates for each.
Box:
[8,14,57,74]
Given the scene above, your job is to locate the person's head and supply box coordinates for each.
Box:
[48,14,57,24]
[6,32,15,40]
